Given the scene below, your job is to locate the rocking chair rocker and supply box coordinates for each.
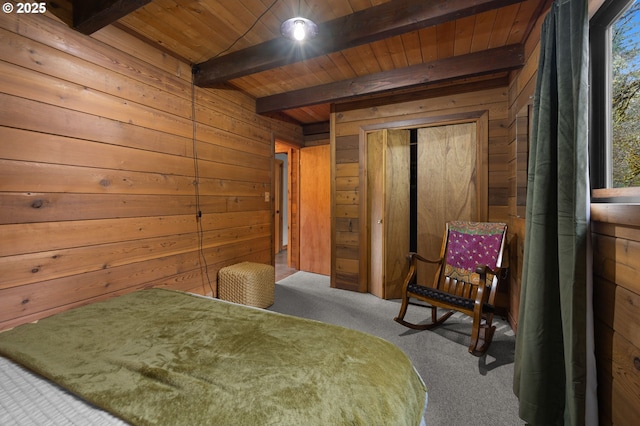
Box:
[394,221,508,356]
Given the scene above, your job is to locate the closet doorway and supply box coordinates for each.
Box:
[362,112,488,298]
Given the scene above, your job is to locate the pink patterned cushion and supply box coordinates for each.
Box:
[444,222,506,284]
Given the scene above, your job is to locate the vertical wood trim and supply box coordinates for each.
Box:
[270,134,276,266]
[276,139,302,271]
[291,147,301,270]
[330,109,337,287]
[477,111,490,221]
[273,158,284,255]
[358,126,370,293]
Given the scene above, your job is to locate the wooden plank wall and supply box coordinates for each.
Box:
[505,7,543,331]
[592,205,640,426]
[0,12,301,331]
[331,84,510,293]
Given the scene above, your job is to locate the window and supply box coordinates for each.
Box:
[591,0,640,199]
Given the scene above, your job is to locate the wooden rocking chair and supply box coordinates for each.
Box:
[394,221,508,356]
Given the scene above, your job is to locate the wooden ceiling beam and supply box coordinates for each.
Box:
[256,44,525,114]
[194,0,525,87]
[303,121,331,136]
[66,0,152,35]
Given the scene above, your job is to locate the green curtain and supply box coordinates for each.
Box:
[513,0,597,425]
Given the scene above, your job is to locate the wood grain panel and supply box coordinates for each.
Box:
[336,230,359,247]
[334,88,508,134]
[299,145,331,275]
[613,285,640,350]
[0,252,201,324]
[0,11,299,330]
[0,127,193,175]
[417,123,477,283]
[0,12,191,93]
[594,319,614,426]
[0,159,268,197]
[367,130,385,297]
[0,27,191,119]
[383,129,410,298]
[593,233,640,296]
[592,206,640,426]
[91,24,192,82]
[611,378,640,426]
[1,210,270,258]
[611,334,640,424]
[594,277,616,329]
[0,193,206,224]
[0,61,194,138]
[0,94,192,157]
[335,190,359,204]
[336,258,360,275]
[0,236,271,327]
[335,162,359,177]
[0,223,269,290]
[417,126,448,282]
[335,176,359,191]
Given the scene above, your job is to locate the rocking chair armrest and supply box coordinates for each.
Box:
[473,265,498,314]
[408,252,442,265]
[475,264,498,284]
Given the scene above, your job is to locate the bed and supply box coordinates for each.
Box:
[0,288,427,425]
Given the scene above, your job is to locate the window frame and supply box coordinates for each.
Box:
[590,0,640,202]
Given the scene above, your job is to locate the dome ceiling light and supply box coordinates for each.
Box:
[281,1,318,41]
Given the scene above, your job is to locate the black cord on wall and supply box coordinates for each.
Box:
[191,67,215,296]
[188,0,279,295]
[208,0,279,60]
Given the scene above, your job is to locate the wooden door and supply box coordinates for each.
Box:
[367,129,410,299]
[416,122,478,282]
[299,145,331,275]
[368,131,385,296]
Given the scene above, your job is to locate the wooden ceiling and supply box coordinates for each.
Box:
[47,0,548,128]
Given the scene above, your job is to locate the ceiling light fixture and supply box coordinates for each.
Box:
[281,1,317,41]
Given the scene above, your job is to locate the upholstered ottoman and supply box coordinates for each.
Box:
[217,262,275,308]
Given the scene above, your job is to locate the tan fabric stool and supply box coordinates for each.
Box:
[217,262,275,308]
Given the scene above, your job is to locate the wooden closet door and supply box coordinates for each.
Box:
[367,129,410,299]
[417,123,477,283]
[384,129,410,298]
[368,131,385,297]
[299,145,331,275]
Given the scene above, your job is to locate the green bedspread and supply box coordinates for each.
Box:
[0,289,426,425]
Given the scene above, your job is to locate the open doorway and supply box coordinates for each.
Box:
[274,140,300,281]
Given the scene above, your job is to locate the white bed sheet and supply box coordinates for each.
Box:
[0,356,127,425]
